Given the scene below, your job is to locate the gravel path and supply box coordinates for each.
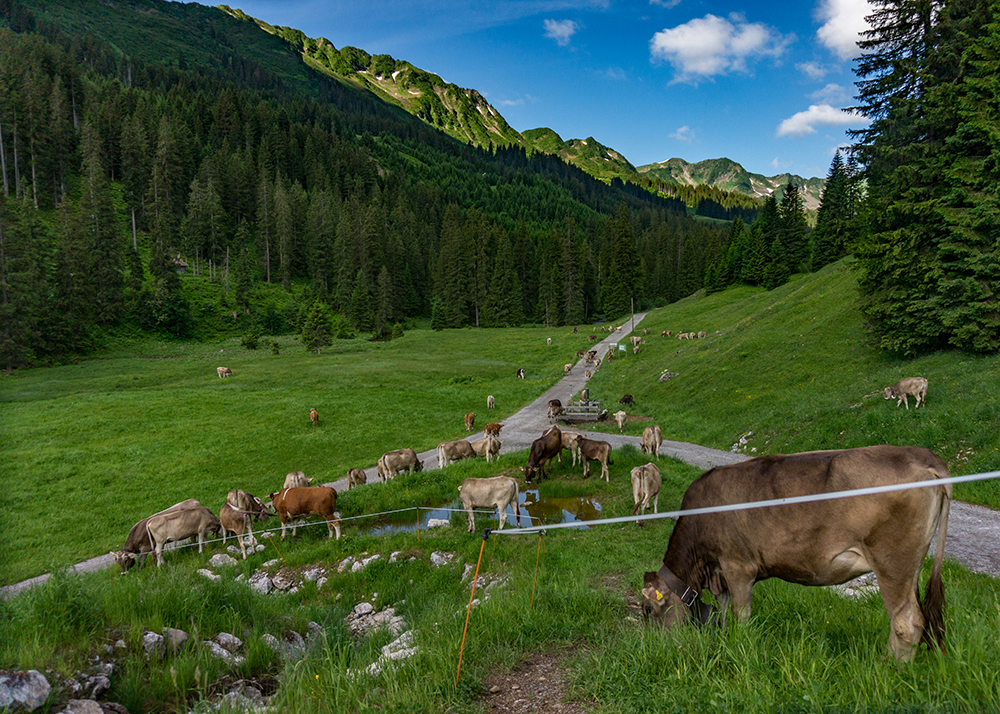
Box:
[4,314,998,599]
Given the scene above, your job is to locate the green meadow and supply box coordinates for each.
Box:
[3,257,1000,713]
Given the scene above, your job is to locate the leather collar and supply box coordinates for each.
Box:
[656,565,717,627]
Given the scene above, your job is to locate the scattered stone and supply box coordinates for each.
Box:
[658,371,679,382]
[262,559,281,569]
[346,603,406,637]
[213,632,243,654]
[302,567,324,582]
[219,683,265,713]
[203,640,245,667]
[490,685,501,694]
[307,621,323,639]
[197,568,220,582]
[248,572,272,595]
[141,631,165,660]
[162,628,189,654]
[828,572,880,599]
[316,577,328,590]
[426,519,449,529]
[209,553,238,567]
[389,551,402,563]
[0,670,51,712]
[351,554,382,572]
[337,557,355,573]
[271,573,294,591]
[55,700,103,714]
[430,551,456,567]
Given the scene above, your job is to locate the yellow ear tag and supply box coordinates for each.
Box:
[655,590,664,601]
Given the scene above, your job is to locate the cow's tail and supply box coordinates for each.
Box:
[920,477,950,652]
[513,481,521,528]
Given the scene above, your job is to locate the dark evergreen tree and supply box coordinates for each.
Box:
[810,151,854,270]
[602,203,642,318]
[300,299,333,353]
[778,181,808,273]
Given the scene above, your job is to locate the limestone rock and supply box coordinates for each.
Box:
[141,631,165,660]
[209,553,237,567]
[0,670,51,712]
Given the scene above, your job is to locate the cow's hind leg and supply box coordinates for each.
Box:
[878,571,924,661]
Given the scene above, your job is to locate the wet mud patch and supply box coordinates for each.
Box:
[481,650,595,714]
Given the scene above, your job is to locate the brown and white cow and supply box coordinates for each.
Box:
[547,399,564,422]
[464,412,476,432]
[268,486,341,540]
[523,426,562,483]
[641,425,663,460]
[438,439,476,467]
[347,467,367,489]
[377,448,424,481]
[112,499,201,573]
[484,422,504,438]
[284,471,313,489]
[217,366,234,378]
[883,377,928,410]
[640,445,951,662]
[579,438,613,482]
[220,490,269,560]
[553,429,585,468]
[564,363,573,375]
[459,476,522,532]
[630,463,661,516]
[310,408,319,427]
[146,506,222,567]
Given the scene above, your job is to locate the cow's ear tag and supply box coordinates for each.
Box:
[655,590,664,601]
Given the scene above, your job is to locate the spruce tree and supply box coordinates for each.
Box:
[602,203,641,318]
[300,300,333,353]
[778,181,808,273]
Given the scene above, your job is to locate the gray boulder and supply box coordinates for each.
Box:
[0,670,51,712]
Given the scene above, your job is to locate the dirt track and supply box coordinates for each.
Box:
[4,314,998,599]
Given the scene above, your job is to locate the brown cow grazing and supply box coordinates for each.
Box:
[310,408,319,427]
[284,471,313,489]
[146,506,222,567]
[268,486,341,540]
[347,467,367,489]
[516,368,525,379]
[438,439,476,468]
[640,445,951,662]
[883,377,928,410]
[523,426,562,482]
[613,410,627,432]
[579,438,613,482]
[112,499,201,573]
[217,366,234,378]
[574,326,579,333]
[464,412,476,432]
[377,448,424,481]
[484,422,504,438]
[631,463,662,516]
[547,399,564,421]
[564,363,573,375]
[588,334,598,342]
[619,394,634,407]
[697,331,707,339]
[220,490,269,560]
[641,425,663,460]
[487,395,495,409]
[459,476,521,532]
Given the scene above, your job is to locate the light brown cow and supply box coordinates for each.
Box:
[631,463,662,516]
[579,438,613,482]
[347,468,367,489]
[554,429,585,468]
[464,412,476,432]
[640,445,951,662]
[564,363,573,375]
[268,486,341,540]
[112,499,202,573]
[438,439,476,468]
[613,410,627,432]
[641,425,663,460]
[487,395,495,409]
[677,333,689,340]
[146,506,222,567]
[217,366,234,378]
[459,476,521,532]
[470,434,502,463]
[310,408,319,427]
[697,331,707,339]
[883,377,928,410]
[284,471,313,489]
[377,448,424,481]
[220,490,269,560]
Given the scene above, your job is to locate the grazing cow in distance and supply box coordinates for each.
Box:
[484,422,504,437]
[347,468,367,489]
[284,471,313,490]
[661,330,671,337]
[697,331,707,339]
[642,425,663,459]
[633,345,641,356]
[438,439,476,468]
[640,445,951,662]
[883,377,929,410]
[678,332,690,340]
[585,370,592,379]
[642,328,648,335]
[614,410,627,432]
[631,463,661,516]
[516,368,525,379]
[464,412,476,432]
[268,486,341,540]
[547,337,552,345]
[146,506,222,567]
[220,489,269,560]
[378,448,423,480]
[564,363,573,375]
[547,399,564,421]
[579,438,613,482]
[487,395,495,409]
[588,334,598,342]
[217,366,234,378]
[574,326,579,333]
[619,394,634,407]
[112,499,201,573]
[523,426,562,483]
[594,358,601,368]
[580,388,589,403]
[554,429,585,468]
[310,408,319,427]
[459,476,521,532]
[470,434,502,463]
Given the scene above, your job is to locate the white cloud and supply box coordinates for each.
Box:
[815,0,872,61]
[650,13,794,83]
[499,98,525,107]
[649,0,683,8]
[669,125,695,143]
[776,104,865,137]
[544,19,580,47]
[809,83,849,104]
[796,61,828,80]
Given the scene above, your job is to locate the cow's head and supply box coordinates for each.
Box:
[883,386,894,400]
[415,460,424,473]
[111,550,138,574]
[522,465,536,483]
[640,571,692,627]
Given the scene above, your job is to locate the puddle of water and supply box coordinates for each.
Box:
[352,490,603,536]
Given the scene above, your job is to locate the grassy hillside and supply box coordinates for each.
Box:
[522,128,638,183]
[582,257,1000,507]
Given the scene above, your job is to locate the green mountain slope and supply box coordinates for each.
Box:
[638,157,825,209]
[522,128,637,183]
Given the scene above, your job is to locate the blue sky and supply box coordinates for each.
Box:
[207,0,873,179]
